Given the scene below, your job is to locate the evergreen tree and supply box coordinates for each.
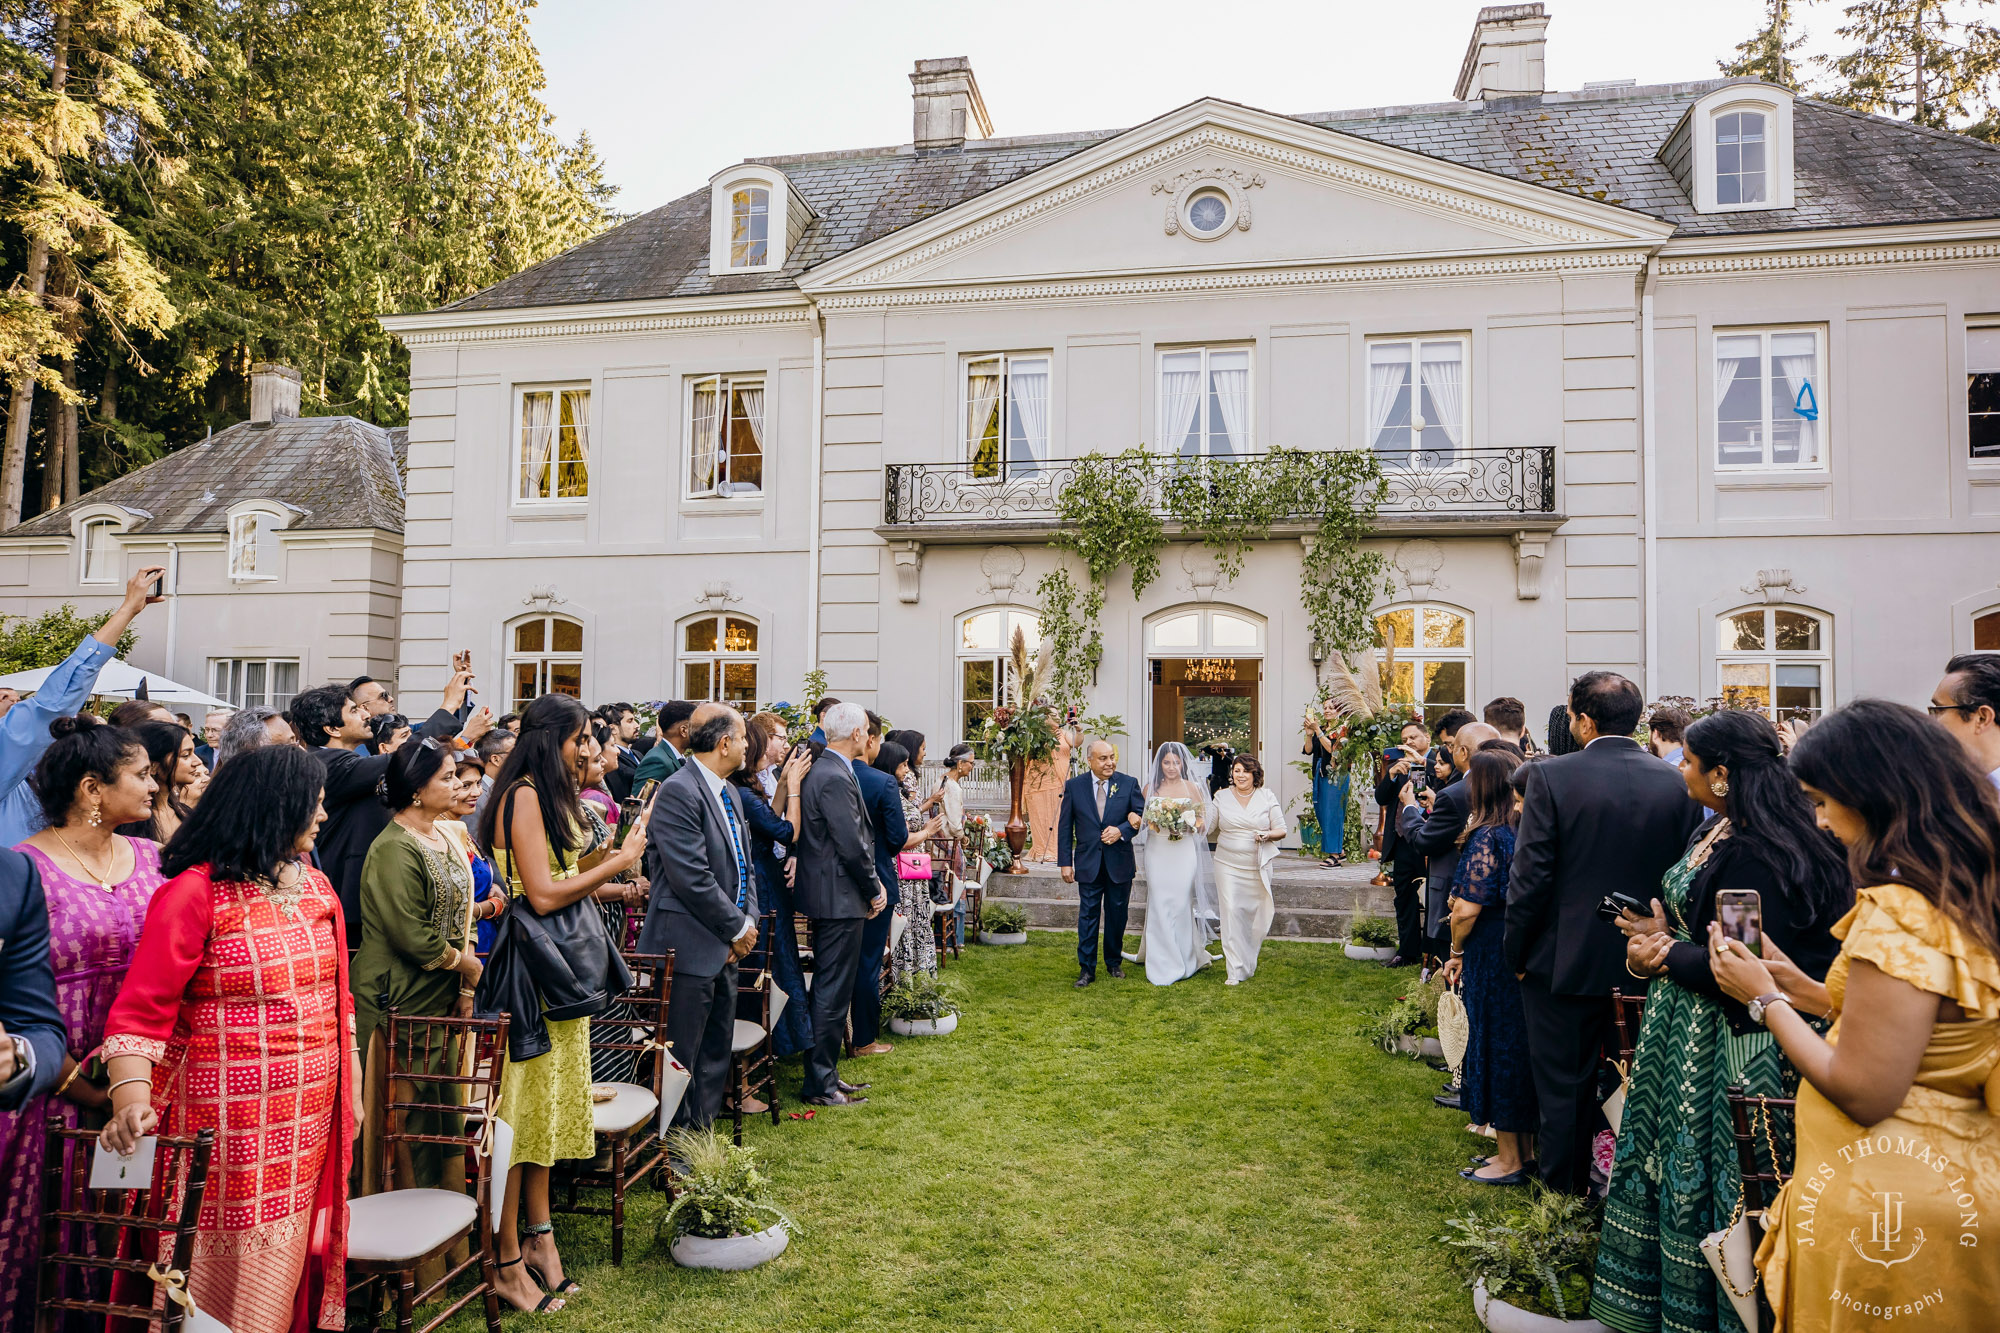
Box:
[1820,0,2000,129]
[1722,0,1807,86]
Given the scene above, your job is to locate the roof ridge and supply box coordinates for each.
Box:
[1796,93,2000,153]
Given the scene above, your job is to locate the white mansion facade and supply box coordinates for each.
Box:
[365,5,2000,804]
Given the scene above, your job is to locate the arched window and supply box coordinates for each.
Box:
[1715,110,1766,206]
[1144,607,1264,656]
[1374,604,1472,726]
[682,614,760,709]
[730,188,769,268]
[957,607,1041,739]
[1975,608,2000,652]
[508,614,583,712]
[1717,606,1829,721]
[228,511,279,581]
[80,518,120,585]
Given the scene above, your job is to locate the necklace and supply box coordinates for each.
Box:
[254,861,308,921]
[51,828,119,891]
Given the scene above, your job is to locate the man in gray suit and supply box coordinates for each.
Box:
[638,703,760,1129]
[793,701,886,1107]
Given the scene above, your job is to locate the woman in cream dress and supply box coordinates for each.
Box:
[1211,754,1287,985]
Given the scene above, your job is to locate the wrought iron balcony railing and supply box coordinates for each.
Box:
[881,447,1556,529]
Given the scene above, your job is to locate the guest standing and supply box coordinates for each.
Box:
[1403,722,1500,965]
[0,719,164,1333]
[98,746,354,1333]
[1056,740,1146,987]
[1210,756,1286,986]
[850,717,909,1055]
[1374,719,1433,967]
[730,724,813,1058]
[1930,652,2000,787]
[1303,704,1349,867]
[795,704,886,1106]
[1022,715,1077,863]
[477,693,646,1313]
[630,699,695,788]
[213,705,297,771]
[640,706,757,1131]
[1507,672,1703,1194]
[938,744,976,950]
[876,741,942,982]
[1709,700,2000,1333]
[113,720,196,844]
[1592,709,1850,1333]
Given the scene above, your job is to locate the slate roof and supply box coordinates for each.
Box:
[9,415,406,539]
[448,77,2000,316]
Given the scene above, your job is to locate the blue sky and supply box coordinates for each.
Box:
[529,1,1844,214]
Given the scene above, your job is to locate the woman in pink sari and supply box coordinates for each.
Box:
[100,746,356,1333]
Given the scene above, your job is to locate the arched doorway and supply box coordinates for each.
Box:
[1144,607,1265,789]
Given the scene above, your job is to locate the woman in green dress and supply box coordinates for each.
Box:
[476,693,649,1315]
[1591,710,1851,1333]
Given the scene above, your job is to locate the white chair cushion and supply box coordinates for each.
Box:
[591,1081,658,1136]
[347,1188,477,1262]
[731,1020,769,1055]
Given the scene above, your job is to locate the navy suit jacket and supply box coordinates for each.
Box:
[853,760,908,910]
[637,761,754,979]
[1056,771,1144,884]
[0,847,65,1108]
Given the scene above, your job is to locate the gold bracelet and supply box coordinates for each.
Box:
[1624,959,1654,981]
[55,1062,83,1097]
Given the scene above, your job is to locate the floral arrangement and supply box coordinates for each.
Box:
[961,812,992,854]
[657,1128,798,1243]
[1143,796,1200,841]
[983,841,1014,873]
[975,627,1065,763]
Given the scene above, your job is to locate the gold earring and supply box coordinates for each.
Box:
[1711,776,1729,798]
[88,803,101,828]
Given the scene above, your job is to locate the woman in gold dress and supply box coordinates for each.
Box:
[1022,714,1076,863]
[1710,699,2000,1333]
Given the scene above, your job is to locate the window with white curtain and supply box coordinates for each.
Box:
[965,354,1050,478]
[1157,347,1250,459]
[1717,606,1829,720]
[1715,111,1767,206]
[1367,338,1466,465]
[79,519,119,584]
[729,188,769,268]
[210,658,300,710]
[228,512,279,581]
[518,387,591,502]
[958,608,1041,739]
[1716,329,1822,469]
[1967,326,2000,460]
[688,375,766,497]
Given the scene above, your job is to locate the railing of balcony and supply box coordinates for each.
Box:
[881,447,1556,527]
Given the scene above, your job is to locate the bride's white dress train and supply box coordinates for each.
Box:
[1141,831,1212,985]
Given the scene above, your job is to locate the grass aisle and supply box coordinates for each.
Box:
[473,935,1486,1333]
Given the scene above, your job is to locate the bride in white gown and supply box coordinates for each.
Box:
[1134,742,1221,986]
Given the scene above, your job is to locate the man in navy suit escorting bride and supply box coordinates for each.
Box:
[1056,739,1146,988]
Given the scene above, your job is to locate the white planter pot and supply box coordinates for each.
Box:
[670,1223,790,1271]
[979,930,1028,946]
[1421,1036,1445,1059]
[1345,943,1397,962]
[1473,1279,1610,1333]
[888,1012,959,1037]
[1393,1034,1422,1056]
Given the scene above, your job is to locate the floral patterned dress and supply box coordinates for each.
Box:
[0,839,165,1333]
[1452,825,1536,1134]
[891,793,937,982]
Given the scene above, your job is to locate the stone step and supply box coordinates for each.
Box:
[979,856,1397,944]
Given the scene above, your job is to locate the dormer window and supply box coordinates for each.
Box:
[228,511,280,581]
[1669,83,1795,214]
[1715,111,1766,206]
[730,188,769,268]
[708,165,815,276]
[80,518,119,585]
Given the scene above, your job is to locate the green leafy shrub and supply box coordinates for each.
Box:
[980,901,1028,935]
[1349,915,1396,948]
[1358,993,1430,1054]
[1441,1188,1600,1320]
[880,971,964,1022]
[0,604,136,675]
[657,1128,798,1242]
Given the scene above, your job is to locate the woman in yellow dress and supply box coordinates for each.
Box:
[1022,714,1076,863]
[1709,699,2000,1333]
[476,693,649,1314]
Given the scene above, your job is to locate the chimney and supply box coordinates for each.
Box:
[1454,4,1549,101]
[910,57,992,152]
[248,363,302,425]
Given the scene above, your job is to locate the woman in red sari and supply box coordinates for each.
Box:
[99,746,357,1333]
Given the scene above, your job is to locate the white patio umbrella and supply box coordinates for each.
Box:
[0,658,232,710]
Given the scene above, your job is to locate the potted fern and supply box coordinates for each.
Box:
[658,1128,798,1271]
[978,901,1029,945]
[883,972,963,1036]
[1359,992,1430,1056]
[1441,1190,1610,1332]
[1345,914,1397,962]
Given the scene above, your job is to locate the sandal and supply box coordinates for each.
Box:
[496,1258,564,1313]
[520,1223,581,1295]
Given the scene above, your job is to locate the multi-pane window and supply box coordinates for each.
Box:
[730,188,769,268]
[958,608,1041,739]
[682,615,759,710]
[518,387,591,501]
[1973,609,2000,651]
[1374,604,1471,728]
[508,615,583,712]
[1717,607,1829,721]
[1967,327,2000,460]
[210,658,300,711]
[1716,329,1821,468]
[1715,111,1767,206]
[689,375,765,497]
[228,512,278,581]
[1368,339,1466,465]
[80,519,118,584]
[965,354,1050,478]
[1158,347,1250,459]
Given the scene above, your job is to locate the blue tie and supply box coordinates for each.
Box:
[720,790,750,910]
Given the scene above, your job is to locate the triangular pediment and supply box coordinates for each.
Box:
[798,99,1672,298]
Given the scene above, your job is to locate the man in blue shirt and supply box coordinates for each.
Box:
[0,566,164,849]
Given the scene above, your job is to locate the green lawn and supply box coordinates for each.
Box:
[460,935,1490,1333]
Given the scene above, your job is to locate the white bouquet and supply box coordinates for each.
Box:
[1143,796,1200,841]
